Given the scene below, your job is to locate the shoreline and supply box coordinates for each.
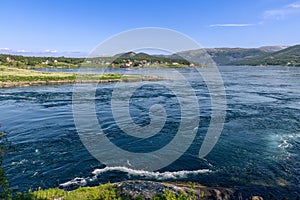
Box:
[15,180,269,200]
[0,77,163,89]
[0,65,163,88]
[113,180,234,200]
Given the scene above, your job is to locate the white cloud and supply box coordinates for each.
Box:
[0,48,10,51]
[0,48,84,57]
[42,49,58,53]
[263,1,300,19]
[16,49,31,53]
[209,23,255,27]
[287,2,300,8]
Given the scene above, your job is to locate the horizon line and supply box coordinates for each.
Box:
[0,44,294,58]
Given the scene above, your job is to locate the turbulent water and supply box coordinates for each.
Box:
[1,66,299,198]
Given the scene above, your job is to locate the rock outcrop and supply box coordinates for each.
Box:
[114,180,234,200]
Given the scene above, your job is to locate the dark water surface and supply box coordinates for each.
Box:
[1,66,299,198]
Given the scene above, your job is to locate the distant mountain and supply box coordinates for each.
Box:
[111,51,190,66]
[258,46,289,52]
[2,45,299,68]
[176,48,269,65]
[116,45,299,66]
[175,45,299,66]
[114,52,153,59]
[236,45,300,66]
[270,45,300,57]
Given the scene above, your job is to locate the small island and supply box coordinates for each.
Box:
[0,65,162,88]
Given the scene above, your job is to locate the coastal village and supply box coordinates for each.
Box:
[1,52,194,68]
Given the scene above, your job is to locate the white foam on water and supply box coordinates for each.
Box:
[288,133,300,138]
[277,133,300,150]
[31,172,38,177]
[59,177,87,188]
[274,133,299,150]
[0,94,12,97]
[59,166,211,188]
[92,166,211,180]
[276,133,300,159]
[278,138,293,149]
[11,159,28,166]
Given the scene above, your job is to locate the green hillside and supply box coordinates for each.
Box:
[206,48,269,65]
[1,45,299,67]
[176,45,300,66]
[236,45,300,66]
[112,52,190,66]
[176,48,270,65]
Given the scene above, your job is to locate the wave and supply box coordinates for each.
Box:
[11,159,28,166]
[59,166,211,188]
[92,166,211,180]
[278,138,293,149]
[276,133,300,160]
[277,133,300,150]
[59,177,87,188]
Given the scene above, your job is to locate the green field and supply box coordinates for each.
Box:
[0,65,75,82]
[0,66,158,88]
[13,183,193,200]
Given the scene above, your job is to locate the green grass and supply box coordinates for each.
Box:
[0,65,146,83]
[0,65,74,82]
[12,184,193,200]
[15,184,124,200]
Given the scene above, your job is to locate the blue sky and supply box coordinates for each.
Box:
[1,0,300,56]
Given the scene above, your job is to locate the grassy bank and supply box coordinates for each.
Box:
[0,65,123,82]
[0,66,160,88]
[0,65,75,82]
[13,183,203,200]
[14,184,130,200]
[9,180,237,200]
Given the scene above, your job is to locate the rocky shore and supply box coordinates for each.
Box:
[114,180,234,200]
[114,181,267,200]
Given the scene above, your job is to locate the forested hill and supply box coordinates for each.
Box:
[232,45,300,66]
[176,45,300,66]
[176,48,270,65]
[1,45,300,67]
[0,54,85,68]
[0,52,191,68]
